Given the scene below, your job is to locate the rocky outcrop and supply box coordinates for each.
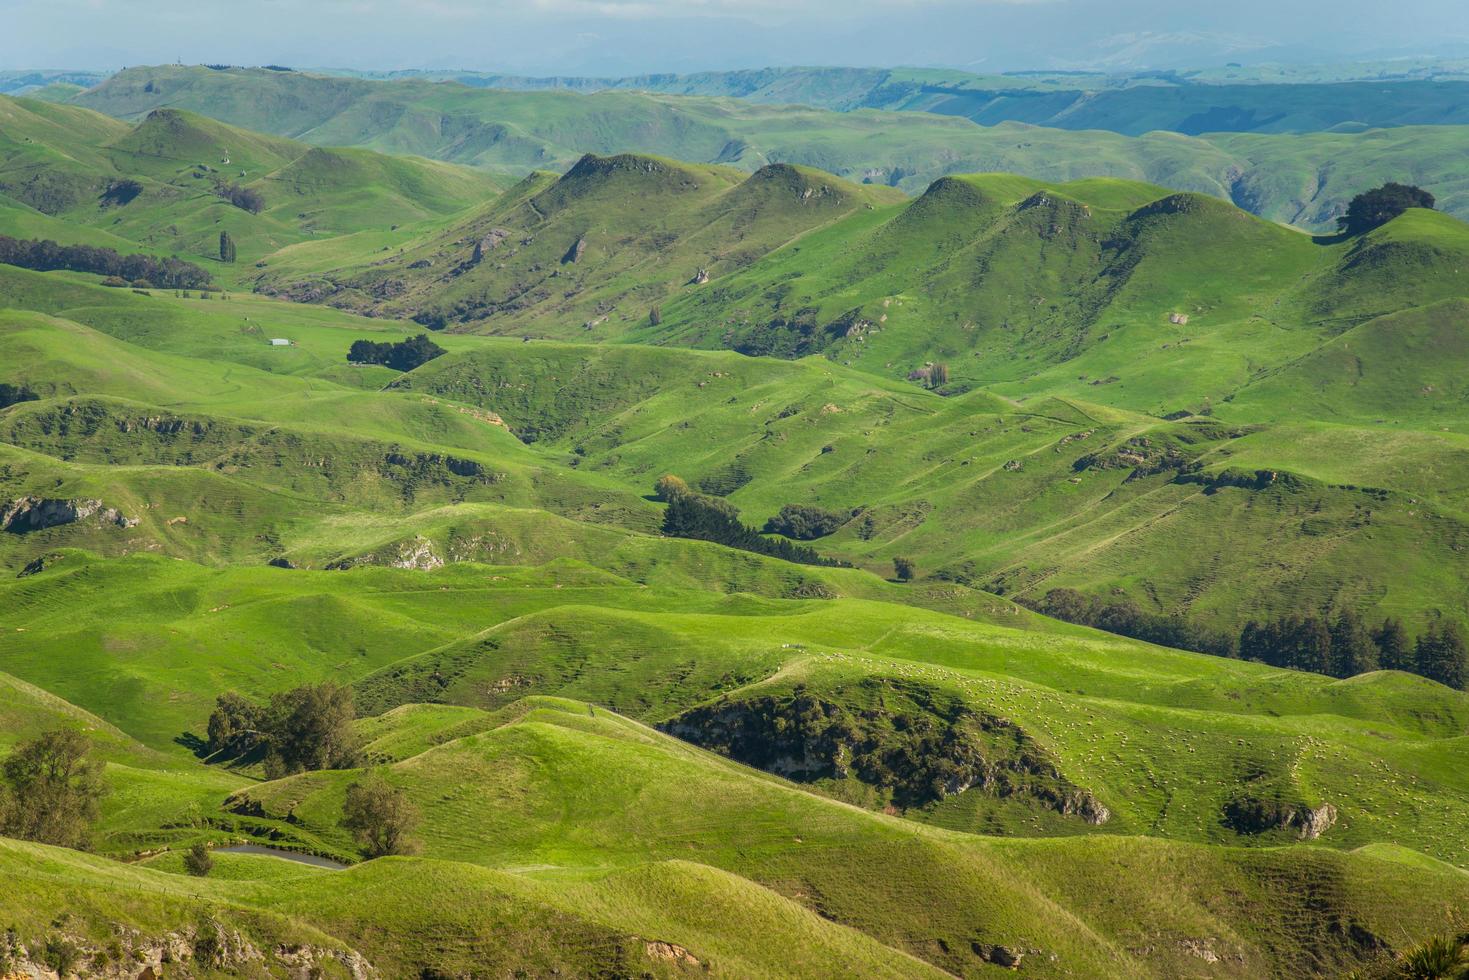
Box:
[561,235,587,264]
[390,536,443,571]
[1222,797,1338,840]
[689,268,710,285]
[471,228,511,263]
[1,496,138,534]
[0,922,375,979]
[644,940,701,969]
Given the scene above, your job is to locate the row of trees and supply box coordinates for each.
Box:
[1241,613,1466,688]
[1026,588,1469,689]
[1025,589,1237,657]
[655,475,846,567]
[346,334,446,372]
[0,234,212,289]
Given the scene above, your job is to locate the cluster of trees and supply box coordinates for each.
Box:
[346,334,446,372]
[218,230,237,263]
[1027,588,1468,689]
[763,503,852,540]
[655,475,845,567]
[205,682,359,778]
[0,234,211,289]
[0,729,107,850]
[1338,182,1435,235]
[216,182,265,214]
[1241,614,1466,688]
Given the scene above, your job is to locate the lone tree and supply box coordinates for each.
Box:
[218,230,236,264]
[342,774,419,857]
[1337,182,1435,235]
[0,729,108,849]
[184,841,215,877]
[893,556,915,582]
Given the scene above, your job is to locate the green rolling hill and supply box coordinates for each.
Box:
[0,94,504,273]
[2,67,1469,978]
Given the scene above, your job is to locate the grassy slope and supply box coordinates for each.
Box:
[3,254,1468,631]
[0,94,504,277]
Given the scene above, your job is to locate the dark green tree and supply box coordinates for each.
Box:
[1337,182,1435,235]
[218,230,236,263]
[1415,622,1468,690]
[893,556,915,582]
[1329,610,1379,678]
[1373,618,1412,671]
[0,729,108,849]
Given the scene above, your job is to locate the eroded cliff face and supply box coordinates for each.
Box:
[1222,798,1339,840]
[0,497,137,534]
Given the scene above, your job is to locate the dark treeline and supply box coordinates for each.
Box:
[1025,589,1237,657]
[656,475,846,568]
[0,234,212,289]
[1027,588,1468,690]
[346,334,446,372]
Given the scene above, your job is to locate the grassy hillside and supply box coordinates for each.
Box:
[3,91,1469,976]
[0,94,504,275]
[254,154,902,331]
[67,65,1469,229]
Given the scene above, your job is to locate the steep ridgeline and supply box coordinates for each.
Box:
[264,162,1469,411]
[0,95,503,271]
[68,65,1469,228]
[253,153,902,331]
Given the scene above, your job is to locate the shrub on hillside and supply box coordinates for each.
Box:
[346,334,446,372]
[0,383,38,409]
[216,182,265,214]
[184,841,214,877]
[342,774,420,857]
[763,503,852,540]
[1337,182,1435,235]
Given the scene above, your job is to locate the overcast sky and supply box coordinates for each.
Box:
[5,0,1469,75]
